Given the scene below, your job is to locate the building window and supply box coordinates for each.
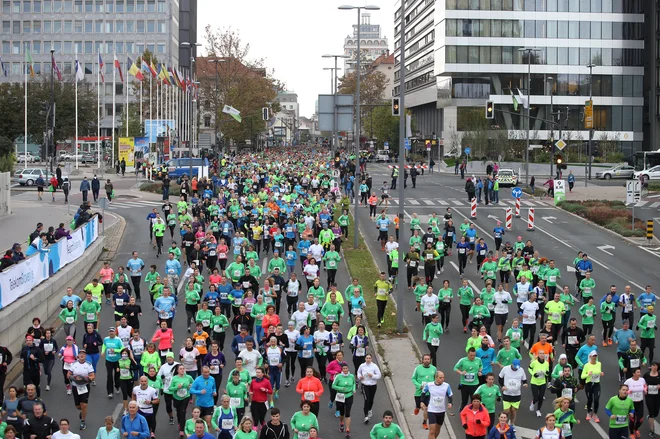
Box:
[94,0,102,12]
[23,20,31,33]
[74,0,81,11]
[126,20,134,32]
[12,0,20,12]
[157,0,164,12]
[12,42,20,54]
[34,0,41,11]
[115,41,123,54]
[136,0,143,11]
[75,20,82,33]
[137,20,144,32]
[53,0,61,11]
[106,0,113,12]
[84,0,91,12]
[84,40,92,53]
[116,20,123,33]
[156,43,165,54]
[54,20,61,32]
[95,20,102,33]
[63,41,72,54]
[2,1,9,13]
[13,21,20,34]
[64,20,72,33]
[157,20,165,33]
[125,41,133,53]
[146,43,153,53]
[146,20,154,33]
[23,0,30,12]
[34,20,41,33]
[74,41,81,53]
[126,0,133,12]
[84,20,91,32]
[1,42,8,54]
[44,20,51,32]
[147,0,154,11]
[104,21,112,33]
[64,0,72,11]
[204,116,211,127]
[2,21,9,34]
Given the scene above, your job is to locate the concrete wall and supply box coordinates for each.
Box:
[0,235,105,357]
[0,172,11,218]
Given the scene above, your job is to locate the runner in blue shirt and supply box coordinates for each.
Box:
[493,222,505,251]
[154,287,176,327]
[376,213,391,251]
[637,285,657,316]
[126,252,145,302]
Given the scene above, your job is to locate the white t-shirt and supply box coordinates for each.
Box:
[515,283,531,303]
[420,294,440,316]
[132,385,159,414]
[308,244,324,260]
[52,432,81,439]
[70,361,95,379]
[291,311,310,331]
[238,349,262,377]
[493,291,513,315]
[385,241,399,256]
[520,301,540,325]
[303,264,319,281]
[284,329,300,352]
[624,377,647,402]
[313,330,330,354]
[499,366,527,397]
[424,382,452,413]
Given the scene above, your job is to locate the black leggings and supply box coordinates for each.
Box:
[602,319,614,341]
[43,357,55,386]
[424,265,436,285]
[458,254,467,275]
[285,351,297,380]
[174,397,190,432]
[460,304,470,328]
[106,360,120,394]
[642,337,656,364]
[119,379,133,401]
[315,353,328,380]
[131,276,142,300]
[439,303,451,329]
[460,384,479,409]
[251,400,268,426]
[163,393,174,416]
[362,384,377,416]
[630,400,644,434]
[531,383,546,410]
[523,324,537,347]
[376,300,387,324]
[298,357,313,378]
[585,382,601,414]
[369,205,377,216]
[427,343,438,367]
[583,324,593,335]
[406,268,418,288]
[287,296,298,314]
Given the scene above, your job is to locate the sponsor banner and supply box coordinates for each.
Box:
[118,137,135,167]
[0,216,99,309]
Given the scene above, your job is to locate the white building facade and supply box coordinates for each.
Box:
[343,13,389,74]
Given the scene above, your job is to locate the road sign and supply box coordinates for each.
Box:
[584,100,593,129]
[464,147,471,155]
[554,179,566,205]
[511,187,523,198]
[425,140,431,151]
[384,141,389,150]
[404,138,411,150]
[627,179,641,204]
[98,197,109,210]
[555,139,567,150]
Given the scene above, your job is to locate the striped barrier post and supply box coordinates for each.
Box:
[527,208,535,231]
[506,208,513,230]
[471,198,477,219]
[515,197,521,218]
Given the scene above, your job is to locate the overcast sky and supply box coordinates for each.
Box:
[196,0,395,118]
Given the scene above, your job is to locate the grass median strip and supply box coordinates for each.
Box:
[337,206,403,336]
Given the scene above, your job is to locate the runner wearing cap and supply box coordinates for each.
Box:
[581,350,604,422]
[498,358,528,425]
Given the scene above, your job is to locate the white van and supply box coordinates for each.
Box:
[375,150,390,162]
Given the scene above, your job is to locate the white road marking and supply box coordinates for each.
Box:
[636,201,648,207]
[111,403,124,425]
[451,200,464,206]
[409,199,420,205]
[449,261,481,292]
[422,199,435,205]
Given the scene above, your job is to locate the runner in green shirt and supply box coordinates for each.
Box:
[411,354,437,423]
[369,412,404,439]
[144,266,160,291]
[497,336,522,367]
[544,260,561,294]
[474,373,502,424]
[374,273,393,327]
[457,279,474,332]
[604,386,635,434]
[578,298,597,334]
[454,349,482,406]
[80,293,101,326]
[579,272,596,301]
[225,370,249,409]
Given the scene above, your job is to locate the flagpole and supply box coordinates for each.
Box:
[126,78,129,137]
[139,79,143,127]
[75,53,79,170]
[112,52,116,169]
[97,55,100,169]
[24,52,28,169]
[155,79,158,163]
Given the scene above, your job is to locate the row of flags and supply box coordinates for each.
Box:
[3,51,242,122]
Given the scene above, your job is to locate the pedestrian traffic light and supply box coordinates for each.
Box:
[391,97,400,116]
[262,107,269,121]
[555,154,566,169]
[485,101,494,119]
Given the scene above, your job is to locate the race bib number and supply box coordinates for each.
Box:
[464,373,475,382]
[87,312,96,321]
[649,319,656,329]
[76,384,88,394]
[551,312,560,321]
[616,415,627,425]
[328,261,336,269]
[426,254,433,260]
[409,261,417,267]
[561,423,572,436]
[431,338,440,346]
[302,349,313,359]
[304,391,315,401]
[209,250,216,257]
[202,319,210,327]
[176,388,188,398]
[507,379,521,391]
[567,336,578,345]
[585,310,593,317]
[356,347,366,356]
[591,373,600,383]
[234,270,241,278]
[65,317,74,324]
[230,397,241,407]
[237,343,246,352]
[335,392,346,403]
[649,385,659,395]
[486,271,494,277]
[43,343,53,353]
[120,368,131,378]
[631,358,640,368]
[632,391,643,401]
[377,288,387,297]
[213,325,224,333]
[243,281,250,289]
[495,303,507,314]
[221,419,234,430]
[298,432,309,439]
[219,253,226,259]
[561,388,573,399]
[512,332,521,340]
[548,276,557,283]
[63,362,73,371]
[331,344,340,352]
[210,365,220,374]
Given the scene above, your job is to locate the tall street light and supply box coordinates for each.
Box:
[395,1,407,334]
[339,4,380,249]
[181,42,201,178]
[519,47,540,185]
[322,67,338,94]
[323,54,349,155]
[586,63,596,187]
[209,58,226,152]
[547,76,554,178]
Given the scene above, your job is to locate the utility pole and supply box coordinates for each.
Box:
[396,2,406,334]
[586,63,595,186]
[49,49,55,173]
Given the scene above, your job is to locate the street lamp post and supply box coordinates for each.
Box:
[395,1,407,334]
[181,42,201,178]
[323,54,349,155]
[586,63,595,187]
[547,76,554,178]
[519,47,540,185]
[339,4,380,249]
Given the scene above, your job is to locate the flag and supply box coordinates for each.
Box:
[127,56,144,81]
[0,55,7,77]
[142,59,157,78]
[75,54,85,82]
[516,88,529,110]
[222,105,242,123]
[168,67,178,88]
[511,90,519,112]
[114,54,123,82]
[158,64,170,85]
[98,54,105,83]
[51,54,62,81]
[149,61,158,78]
[25,51,34,77]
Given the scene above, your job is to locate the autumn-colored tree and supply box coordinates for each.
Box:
[337,70,389,137]
[198,26,280,144]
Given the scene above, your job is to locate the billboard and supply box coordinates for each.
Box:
[134,137,150,158]
[118,137,135,167]
[145,119,176,143]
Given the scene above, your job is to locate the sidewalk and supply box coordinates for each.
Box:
[378,335,457,439]
[0,198,119,252]
[564,183,627,201]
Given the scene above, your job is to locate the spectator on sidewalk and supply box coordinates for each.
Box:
[80,176,90,203]
[11,243,25,263]
[91,175,101,202]
[105,179,114,202]
[0,250,14,271]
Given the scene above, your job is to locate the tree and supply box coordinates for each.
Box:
[200,26,279,145]
[369,106,399,146]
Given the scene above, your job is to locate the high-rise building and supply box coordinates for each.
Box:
[0,0,193,137]
[393,0,440,151]
[433,0,645,156]
[178,0,197,71]
[343,13,389,74]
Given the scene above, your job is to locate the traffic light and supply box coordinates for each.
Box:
[555,154,566,169]
[485,101,494,119]
[262,107,269,121]
[391,97,400,116]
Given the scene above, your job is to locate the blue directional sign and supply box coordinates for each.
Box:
[404,138,411,150]
[464,147,471,155]
[511,187,523,198]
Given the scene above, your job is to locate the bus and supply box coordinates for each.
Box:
[628,151,660,170]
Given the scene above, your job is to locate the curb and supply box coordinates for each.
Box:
[343,207,457,439]
[100,211,127,260]
[556,204,660,247]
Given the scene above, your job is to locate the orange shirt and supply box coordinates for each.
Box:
[192,331,209,355]
[368,196,378,206]
[295,376,324,403]
[529,341,554,360]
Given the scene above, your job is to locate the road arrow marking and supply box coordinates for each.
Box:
[567,265,576,273]
[597,244,615,256]
[542,216,557,223]
[487,215,499,221]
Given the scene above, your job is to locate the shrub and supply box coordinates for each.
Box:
[141,181,181,196]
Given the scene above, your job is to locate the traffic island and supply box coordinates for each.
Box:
[557,200,647,238]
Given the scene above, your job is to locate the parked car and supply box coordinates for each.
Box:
[634,165,660,182]
[58,153,84,162]
[374,149,390,162]
[13,168,54,186]
[165,158,205,178]
[495,168,519,187]
[16,153,36,163]
[80,154,98,164]
[595,164,635,180]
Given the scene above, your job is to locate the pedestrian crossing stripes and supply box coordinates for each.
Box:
[382,198,545,207]
[104,199,164,210]
[635,201,660,208]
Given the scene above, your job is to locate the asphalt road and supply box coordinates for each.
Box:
[355,163,660,438]
[9,178,391,438]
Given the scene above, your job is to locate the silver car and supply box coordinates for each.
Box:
[595,164,635,180]
[13,168,54,186]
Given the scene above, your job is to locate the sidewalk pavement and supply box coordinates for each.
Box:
[564,183,627,201]
[378,335,457,439]
[0,198,120,252]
